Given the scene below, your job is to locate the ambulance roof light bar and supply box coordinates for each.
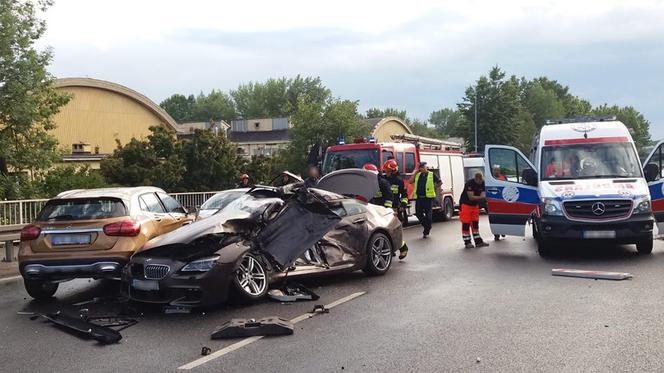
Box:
[544,116,617,125]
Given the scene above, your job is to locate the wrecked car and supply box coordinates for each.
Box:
[122,174,402,307]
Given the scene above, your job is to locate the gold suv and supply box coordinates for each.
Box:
[19,187,192,299]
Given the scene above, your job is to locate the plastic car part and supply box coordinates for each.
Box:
[36,311,123,344]
[211,317,294,339]
[267,282,320,302]
[311,304,330,314]
[201,347,212,356]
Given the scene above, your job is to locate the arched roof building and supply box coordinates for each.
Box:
[366,116,413,142]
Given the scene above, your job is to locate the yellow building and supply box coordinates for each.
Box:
[366,116,412,142]
[52,77,178,167]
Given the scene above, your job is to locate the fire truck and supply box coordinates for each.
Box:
[322,134,466,221]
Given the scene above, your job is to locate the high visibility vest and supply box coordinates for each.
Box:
[412,172,435,199]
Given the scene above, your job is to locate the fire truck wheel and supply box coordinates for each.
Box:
[441,197,454,221]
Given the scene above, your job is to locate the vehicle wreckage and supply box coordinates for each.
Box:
[122,170,404,307]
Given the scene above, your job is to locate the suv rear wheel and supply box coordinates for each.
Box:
[24,279,58,300]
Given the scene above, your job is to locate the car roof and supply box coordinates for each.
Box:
[54,186,166,201]
[539,121,632,143]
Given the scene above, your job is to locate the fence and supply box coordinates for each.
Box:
[0,191,219,227]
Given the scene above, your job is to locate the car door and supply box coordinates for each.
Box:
[484,145,540,236]
[138,193,170,236]
[318,200,370,267]
[643,140,664,231]
[157,192,192,231]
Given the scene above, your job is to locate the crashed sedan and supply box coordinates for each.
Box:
[123,178,403,307]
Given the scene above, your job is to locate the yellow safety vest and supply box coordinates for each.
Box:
[412,172,435,199]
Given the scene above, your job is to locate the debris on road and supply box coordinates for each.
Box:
[201,347,212,356]
[32,311,124,344]
[211,316,294,339]
[311,304,330,314]
[552,268,633,280]
[268,282,320,302]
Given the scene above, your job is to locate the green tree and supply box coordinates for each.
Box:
[192,90,236,122]
[37,166,107,197]
[365,107,408,121]
[429,108,462,137]
[242,153,288,185]
[591,104,651,155]
[0,0,70,182]
[159,94,195,122]
[178,129,242,191]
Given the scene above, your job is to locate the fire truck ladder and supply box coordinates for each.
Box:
[390,133,462,151]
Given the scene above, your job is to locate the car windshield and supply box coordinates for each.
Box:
[322,149,379,174]
[37,198,127,221]
[200,190,247,211]
[541,142,642,180]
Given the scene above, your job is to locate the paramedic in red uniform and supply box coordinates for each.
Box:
[459,171,490,249]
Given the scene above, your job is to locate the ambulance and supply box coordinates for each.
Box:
[483,117,656,256]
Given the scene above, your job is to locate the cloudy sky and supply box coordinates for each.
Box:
[40,0,664,137]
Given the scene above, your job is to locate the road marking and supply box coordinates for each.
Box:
[0,275,21,283]
[178,291,366,370]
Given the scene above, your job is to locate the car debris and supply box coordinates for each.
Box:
[551,268,633,280]
[211,316,294,339]
[267,282,320,302]
[31,311,126,344]
[201,346,212,356]
[311,304,330,314]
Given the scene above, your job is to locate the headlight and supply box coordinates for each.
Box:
[542,198,563,216]
[634,195,652,214]
[181,255,220,272]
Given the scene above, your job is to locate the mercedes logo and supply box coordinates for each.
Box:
[592,202,606,216]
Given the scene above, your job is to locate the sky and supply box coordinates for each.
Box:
[39,0,664,138]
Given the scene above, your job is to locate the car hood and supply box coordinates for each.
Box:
[540,178,649,201]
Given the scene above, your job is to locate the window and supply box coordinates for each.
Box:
[405,153,416,173]
[341,200,367,216]
[396,153,404,174]
[38,198,127,221]
[322,149,380,174]
[382,150,394,165]
[645,145,663,181]
[540,143,641,180]
[158,193,186,214]
[139,193,165,213]
[488,148,532,185]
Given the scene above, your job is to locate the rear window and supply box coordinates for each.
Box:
[38,198,127,221]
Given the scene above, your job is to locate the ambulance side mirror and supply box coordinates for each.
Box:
[522,168,538,187]
[644,163,659,182]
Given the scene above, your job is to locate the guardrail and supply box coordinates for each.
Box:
[0,191,220,262]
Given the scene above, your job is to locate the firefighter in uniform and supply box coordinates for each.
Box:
[383,159,409,259]
[362,163,393,208]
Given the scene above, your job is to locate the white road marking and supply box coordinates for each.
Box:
[0,275,21,283]
[178,291,366,370]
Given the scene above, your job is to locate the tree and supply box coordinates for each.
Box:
[159,94,195,122]
[429,108,462,137]
[365,107,408,121]
[178,129,243,191]
[37,166,107,197]
[591,104,651,155]
[0,0,70,180]
[191,90,236,122]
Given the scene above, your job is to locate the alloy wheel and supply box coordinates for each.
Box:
[371,236,392,271]
[235,255,267,296]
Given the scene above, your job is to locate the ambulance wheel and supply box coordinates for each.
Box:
[536,237,552,257]
[636,239,653,255]
[441,197,454,221]
[532,217,540,239]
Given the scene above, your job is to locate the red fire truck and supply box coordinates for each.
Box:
[322,134,466,221]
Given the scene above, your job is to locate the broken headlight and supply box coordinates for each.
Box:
[634,195,652,214]
[541,198,563,216]
[181,255,220,272]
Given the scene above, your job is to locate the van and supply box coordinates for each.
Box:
[483,118,655,256]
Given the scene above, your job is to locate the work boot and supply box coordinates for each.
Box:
[399,247,408,260]
[464,242,474,249]
[475,240,490,248]
[494,234,501,241]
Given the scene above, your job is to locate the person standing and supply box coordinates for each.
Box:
[459,172,490,249]
[304,166,321,188]
[237,173,251,188]
[383,159,409,259]
[409,162,440,238]
[362,163,393,208]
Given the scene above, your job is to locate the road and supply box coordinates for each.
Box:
[2,216,664,372]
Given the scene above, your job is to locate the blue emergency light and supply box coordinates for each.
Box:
[337,136,346,145]
[367,136,376,143]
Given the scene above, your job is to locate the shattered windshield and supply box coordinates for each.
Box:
[541,142,642,180]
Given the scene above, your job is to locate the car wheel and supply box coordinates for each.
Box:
[363,233,393,276]
[532,217,540,240]
[537,237,552,257]
[231,253,269,301]
[636,239,653,255]
[24,279,58,300]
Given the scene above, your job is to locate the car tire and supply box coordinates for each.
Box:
[442,197,454,221]
[231,253,269,301]
[636,239,653,255]
[363,232,393,276]
[537,237,552,257]
[532,217,540,240]
[24,279,58,300]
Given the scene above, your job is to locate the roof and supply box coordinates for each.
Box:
[54,78,178,132]
[228,129,290,144]
[54,186,165,201]
[175,121,230,134]
[539,121,632,145]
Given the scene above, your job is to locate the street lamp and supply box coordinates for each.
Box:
[474,87,478,153]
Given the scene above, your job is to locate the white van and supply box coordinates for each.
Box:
[483,118,655,256]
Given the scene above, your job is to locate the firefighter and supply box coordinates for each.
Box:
[459,171,490,249]
[383,159,409,259]
[237,173,251,188]
[409,162,440,238]
[362,163,393,208]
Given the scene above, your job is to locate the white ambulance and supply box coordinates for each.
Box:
[483,117,656,256]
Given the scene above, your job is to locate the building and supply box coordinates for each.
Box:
[52,77,178,167]
[228,118,291,157]
[175,121,230,140]
[364,116,412,142]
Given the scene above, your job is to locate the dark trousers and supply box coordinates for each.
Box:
[415,198,433,234]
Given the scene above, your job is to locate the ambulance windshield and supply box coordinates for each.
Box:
[541,142,642,180]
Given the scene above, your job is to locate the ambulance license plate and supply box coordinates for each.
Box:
[583,231,616,239]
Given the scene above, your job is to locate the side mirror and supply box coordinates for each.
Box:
[644,163,660,182]
[522,168,538,187]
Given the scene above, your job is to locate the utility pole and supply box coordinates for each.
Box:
[474,88,478,153]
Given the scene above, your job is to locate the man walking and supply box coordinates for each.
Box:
[459,171,489,249]
[409,162,440,238]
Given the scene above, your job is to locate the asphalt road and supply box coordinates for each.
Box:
[2,216,664,372]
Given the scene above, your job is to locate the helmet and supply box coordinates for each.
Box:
[383,159,398,174]
[240,173,249,180]
[362,163,379,174]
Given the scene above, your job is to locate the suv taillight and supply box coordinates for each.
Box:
[103,220,141,237]
[20,225,41,241]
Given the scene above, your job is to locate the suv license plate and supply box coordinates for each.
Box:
[583,231,616,239]
[132,279,159,291]
[51,234,91,246]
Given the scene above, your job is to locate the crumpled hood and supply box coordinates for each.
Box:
[540,178,649,201]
